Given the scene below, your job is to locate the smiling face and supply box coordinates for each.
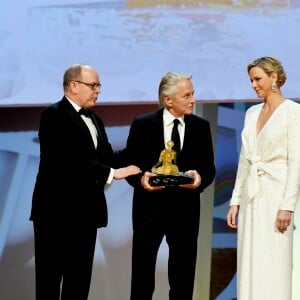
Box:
[248,66,276,99]
[163,78,195,117]
[247,56,286,100]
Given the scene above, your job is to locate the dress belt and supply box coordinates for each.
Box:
[247,156,286,201]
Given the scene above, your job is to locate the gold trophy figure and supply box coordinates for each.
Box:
[150,140,193,186]
[151,140,179,175]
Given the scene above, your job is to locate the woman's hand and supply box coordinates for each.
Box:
[276,210,293,233]
[227,205,239,229]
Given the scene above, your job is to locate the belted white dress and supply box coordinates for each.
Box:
[230,99,300,300]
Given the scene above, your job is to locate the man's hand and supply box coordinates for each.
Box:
[114,165,141,179]
[179,170,201,189]
[141,171,165,192]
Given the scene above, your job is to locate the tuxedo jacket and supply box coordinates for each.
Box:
[30,97,113,228]
[125,108,216,233]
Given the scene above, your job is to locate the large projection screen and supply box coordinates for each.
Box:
[1,0,300,106]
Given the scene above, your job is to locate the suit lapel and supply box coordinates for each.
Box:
[60,97,97,148]
[152,109,165,151]
[90,112,103,143]
[181,115,194,153]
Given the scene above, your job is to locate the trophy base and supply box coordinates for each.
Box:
[150,173,194,187]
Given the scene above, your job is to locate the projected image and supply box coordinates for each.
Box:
[1,0,300,105]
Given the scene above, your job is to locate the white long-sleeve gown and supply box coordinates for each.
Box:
[230,99,300,300]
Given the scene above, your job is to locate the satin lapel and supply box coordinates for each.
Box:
[60,97,96,145]
[152,109,165,151]
[181,115,194,152]
[90,112,103,142]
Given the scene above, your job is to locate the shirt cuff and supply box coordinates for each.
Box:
[107,168,114,184]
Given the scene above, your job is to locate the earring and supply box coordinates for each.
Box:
[271,81,277,92]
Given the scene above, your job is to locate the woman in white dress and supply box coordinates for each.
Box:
[227,56,300,300]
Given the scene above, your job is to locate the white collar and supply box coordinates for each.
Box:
[163,108,184,126]
[65,96,82,112]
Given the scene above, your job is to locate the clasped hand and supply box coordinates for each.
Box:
[141,170,201,192]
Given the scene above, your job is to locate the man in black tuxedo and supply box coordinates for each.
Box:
[125,72,216,300]
[30,64,140,300]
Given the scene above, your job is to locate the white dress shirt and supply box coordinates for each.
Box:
[163,108,184,149]
[66,97,114,184]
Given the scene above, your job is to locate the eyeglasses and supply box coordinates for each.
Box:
[74,80,102,90]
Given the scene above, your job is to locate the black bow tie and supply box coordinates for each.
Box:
[79,108,93,117]
[79,108,103,143]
